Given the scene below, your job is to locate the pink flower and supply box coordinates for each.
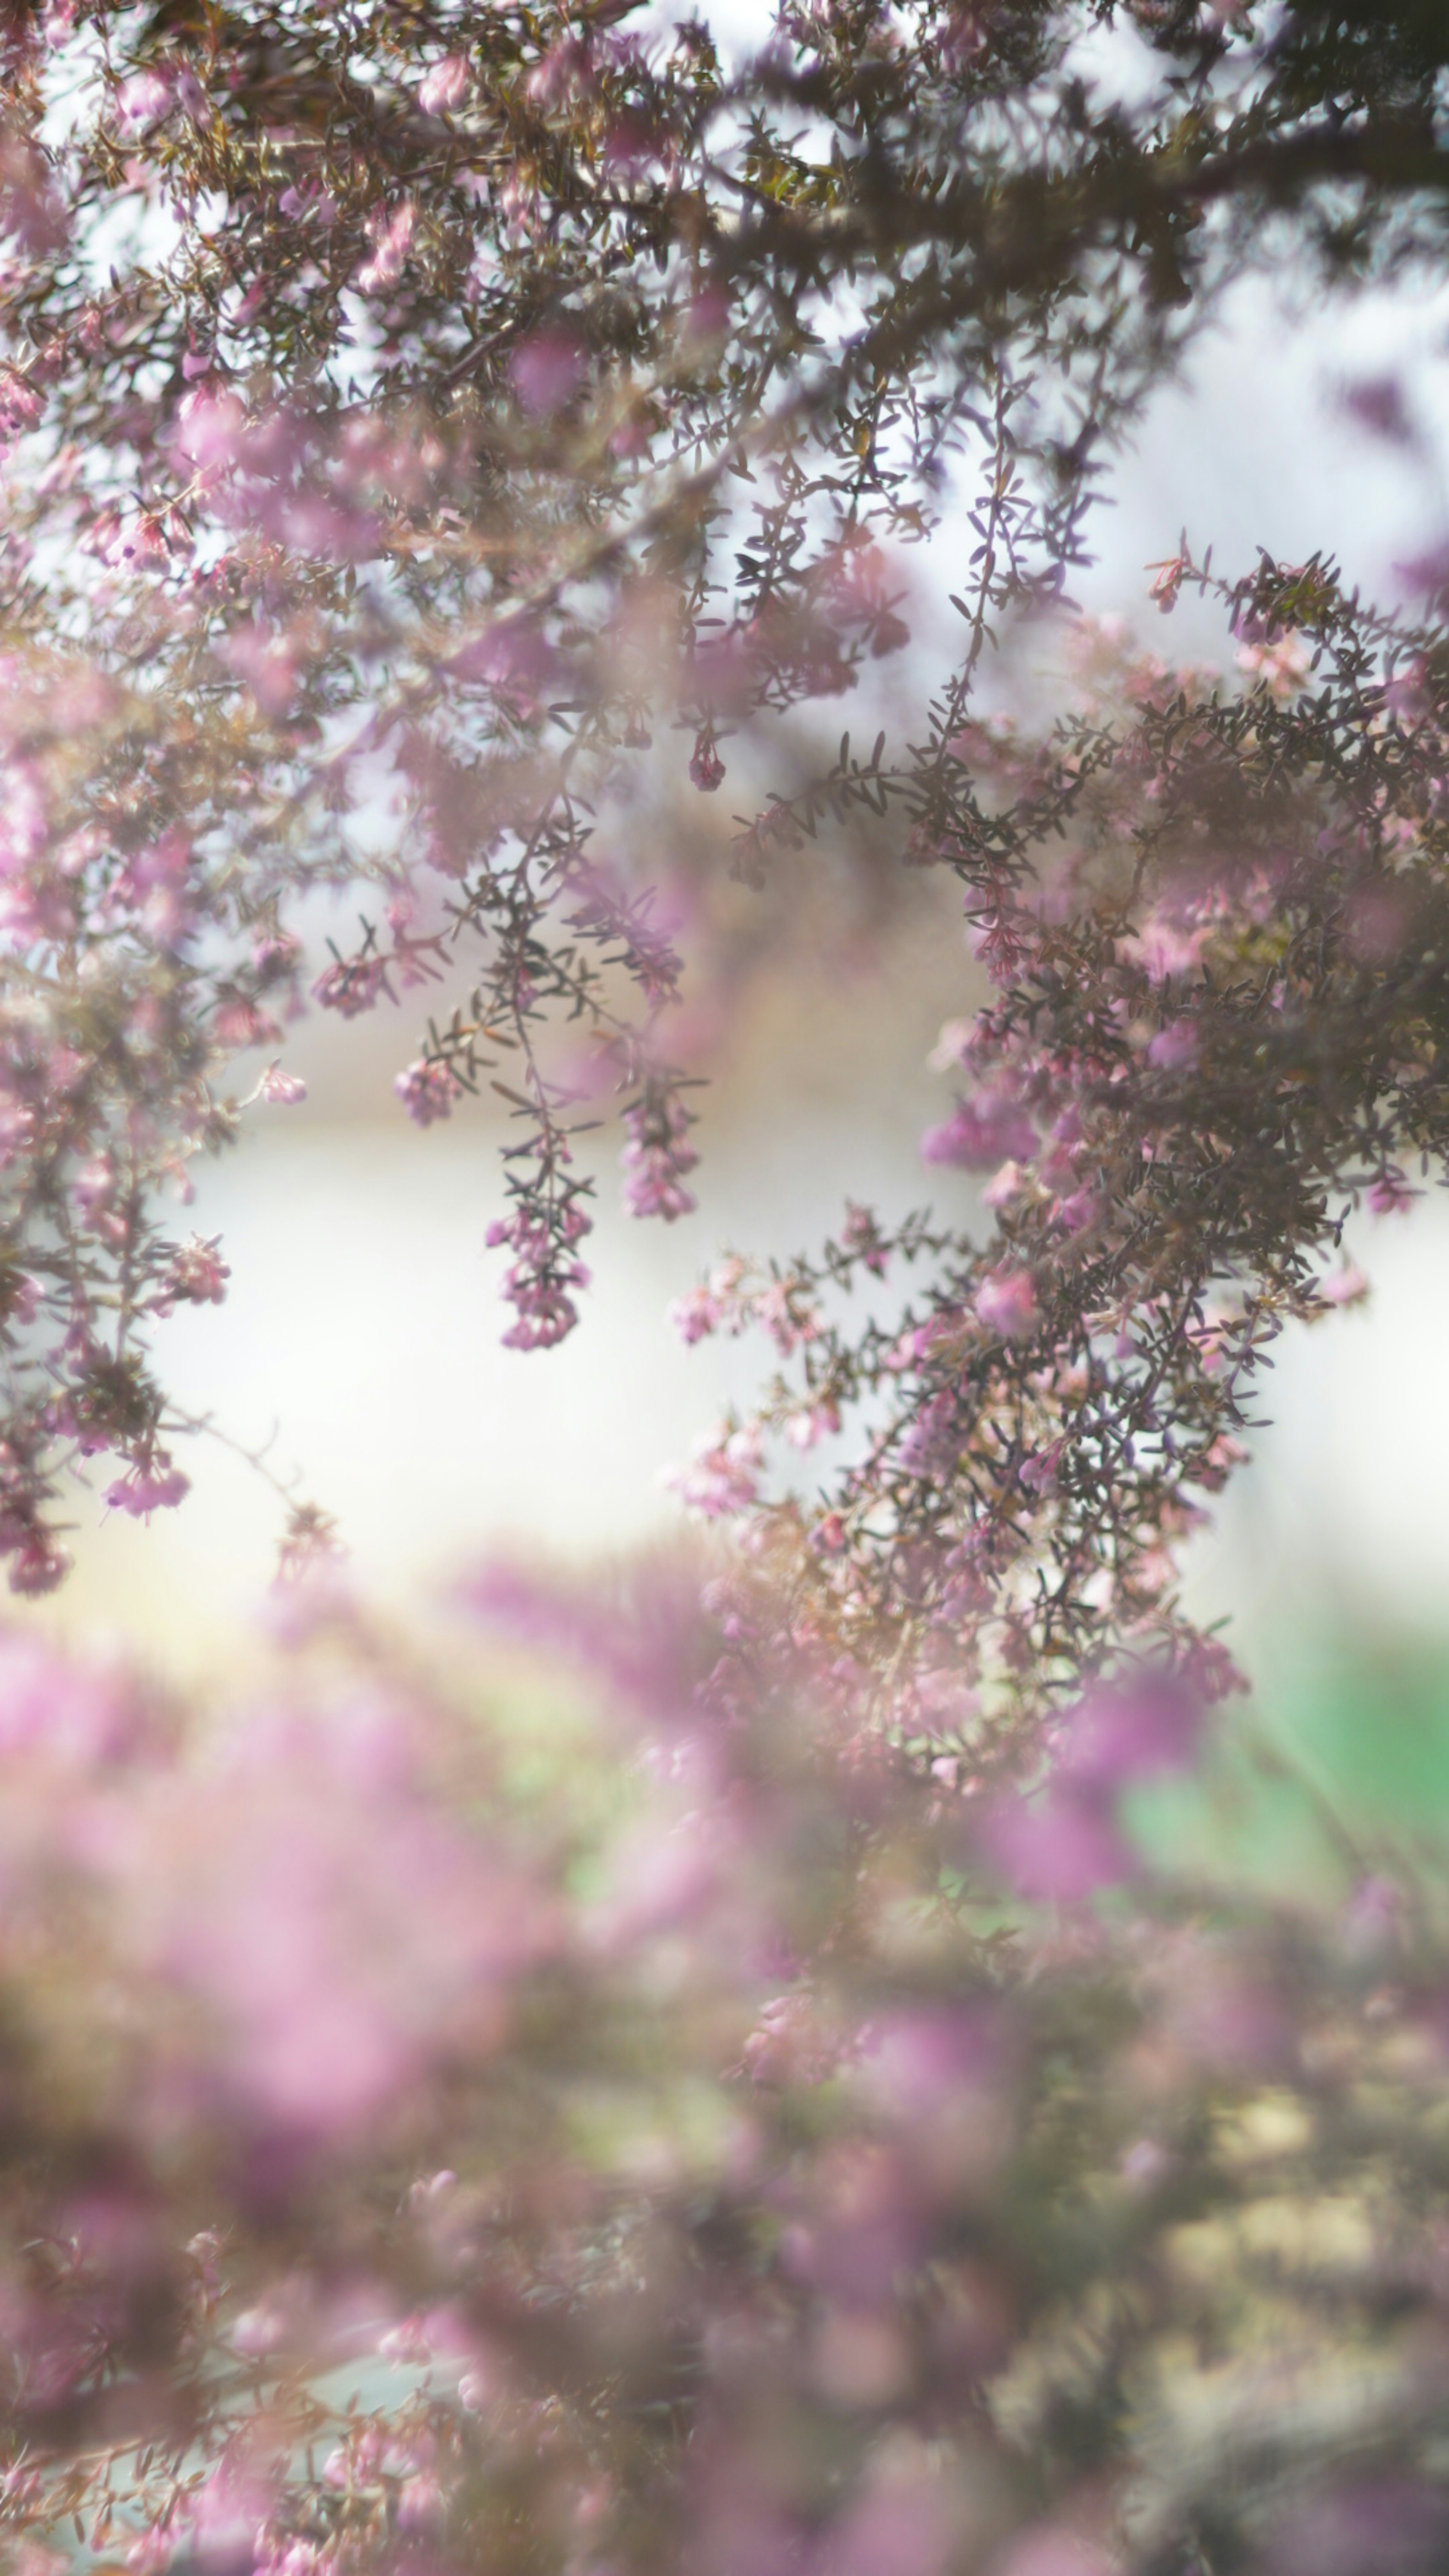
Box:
[357,201,415,295]
[105,1463,191,1519]
[173,387,246,471]
[1147,551,1188,612]
[257,1063,307,1105]
[396,2476,446,2533]
[1020,1438,1064,1493]
[669,1284,721,1344]
[214,997,281,1050]
[982,1787,1135,1905]
[1146,1017,1198,1070]
[1319,1259,1369,1306]
[974,1269,1038,1338]
[225,623,301,719]
[525,35,595,108]
[154,1234,230,1313]
[116,1724,557,2139]
[232,2296,295,2359]
[173,64,209,121]
[417,54,469,114]
[395,1059,463,1126]
[72,1155,115,1217]
[1237,631,1310,698]
[487,1198,593,1351]
[114,67,172,128]
[981,1158,1027,1209]
[278,180,337,224]
[621,1089,698,1221]
[1052,1186,1099,1235]
[509,330,584,419]
[920,1084,1036,1171]
[1120,910,1209,983]
[0,369,42,452]
[378,2313,434,2365]
[668,1424,761,1518]
[1368,1170,1417,1217]
[312,957,387,1017]
[841,1201,889,1274]
[997,2530,1115,2576]
[1054,1675,1202,1792]
[0,1268,40,1329]
[785,1399,841,1450]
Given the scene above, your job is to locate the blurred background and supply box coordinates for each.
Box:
[14,17,1449,1822]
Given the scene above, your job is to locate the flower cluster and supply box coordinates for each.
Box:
[0,0,1434,1604]
[655,564,1449,1741]
[620,1080,699,1221]
[394,1060,465,1129]
[485,1135,595,1352]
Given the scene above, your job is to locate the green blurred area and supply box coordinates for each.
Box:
[1127,1627,1449,1903]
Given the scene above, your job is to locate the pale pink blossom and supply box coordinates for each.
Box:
[72,1155,115,1217]
[1237,631,1311,698]
[927,1017,975,1073]
[256,1063,307,1106]
[983,1786,1135,1905]
[395,1059,462,1126]
[105,1463,191,1519]
[417,54,469,114]
[225,624,303,720]
[669,1284,721,1344]
[1368,1169,1418,1216]
[974,1269,1038,1338]
[1319,1259,1369,1306]
[785,1399,841,1450]
[173,387,246,471]
[921,1083,1036,1171]
[621,1088,698,1220]
[510,330,584,419]
[153,1235,230,1313]
[981,1158,1028,1209]
[312,956,387,1017]
[997,2529,1115,2576]
[215,996,282,1050]
[114,67,172,128]
[1120,909,1209,982]
[1146,1017,1198,1070]
[357,201,415,295]
[1052,1186,1099,1235]
[111,1727,557,2137]
[668,1424,762,1518]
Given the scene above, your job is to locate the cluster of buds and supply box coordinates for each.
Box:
[313,951,391,1019]
[620,1080,698,1221]
[151,1234,230,1314]
[486,1191,594,1351]
[394,1058,465,1127]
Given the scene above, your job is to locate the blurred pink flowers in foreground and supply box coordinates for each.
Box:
[0,1575,1439,2576]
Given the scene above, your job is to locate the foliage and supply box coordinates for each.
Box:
[0,0,1437,1696]
[1,7,1449,2572]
